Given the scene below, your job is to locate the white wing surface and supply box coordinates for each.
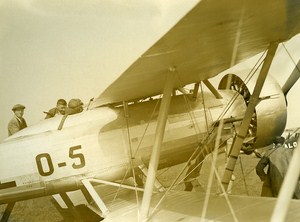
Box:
[93,0,300,107]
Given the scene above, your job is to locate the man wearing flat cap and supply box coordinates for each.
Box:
[8,104,27,136]
[65,98,84,115]
[45,99,67,119]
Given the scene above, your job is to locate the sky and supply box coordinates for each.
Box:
[0,0,300,141]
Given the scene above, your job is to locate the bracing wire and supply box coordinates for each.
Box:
[214,50,267,125]
[123,102,140,212]
[149,60,262,216]
[133,95,162,158]
[239,156,249,196]
[148,144,203,219]
[148,101,221,219]
[149,113,219,218]
[109,167,131,208]
[110,96,162,207]
[212,165,239,222]
[175,72,210,142]
[175,149,209,186]
[149,51,268,218]
[176,139,229,187]
[137,44,268,220]
[201,119,225,221]
[108,97,162,210]
[282,43,300,74]
[179,86,203,139]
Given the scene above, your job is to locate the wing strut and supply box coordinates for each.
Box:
[58,192,82,220]
[81,179,109,217]
[0,202,15,222]
[203,80,223,99]
[140,70,175,221]
[221,42,279,190]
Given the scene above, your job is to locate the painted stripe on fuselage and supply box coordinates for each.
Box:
[0,181,16,190]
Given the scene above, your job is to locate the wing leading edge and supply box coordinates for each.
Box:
[93,0,300,107]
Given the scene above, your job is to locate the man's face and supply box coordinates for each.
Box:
[57,104,66,115]
[74,105,83,113]
[14,109,24,118]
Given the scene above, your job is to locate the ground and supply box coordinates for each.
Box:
[0,153,263,221]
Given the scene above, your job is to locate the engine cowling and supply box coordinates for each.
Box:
[218,72,287,149]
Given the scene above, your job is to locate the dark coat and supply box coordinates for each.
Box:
[8,115,27,136]
[256,146,294,197]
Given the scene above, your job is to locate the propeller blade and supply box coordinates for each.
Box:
[282,59,300,96]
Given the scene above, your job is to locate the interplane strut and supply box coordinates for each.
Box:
[221,42,279,189]
[140,71,175,221]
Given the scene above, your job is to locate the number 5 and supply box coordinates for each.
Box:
[69,145,85,169]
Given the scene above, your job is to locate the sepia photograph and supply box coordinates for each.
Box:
[1,0,300,221]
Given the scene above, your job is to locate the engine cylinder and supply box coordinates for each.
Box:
[219,73,287,148]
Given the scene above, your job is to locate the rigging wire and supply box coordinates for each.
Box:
[175,71,210,140]
[148,54,265,215]
[200,119,225,221]
[109,97,162,210]
[125,43,269,219]
[180,52,267,178]
[148,84,218,218]
[149,85,219,218]
[290,127,300,137]
[176,139,229,186]
[212,165,238,222]
[173,80,213,189]
[133,95,162,158]
[214,50,267,125]
[239,156,250,196]
[149,51,268,218]
[101,46,273,219]
[109,168,131,208]
[282,43,300,74]
[201,3,245,219]
[123,101,140,212]
[148,143,203,219]
[180,88,203,139]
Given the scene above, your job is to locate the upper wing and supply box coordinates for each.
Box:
[93,0,300,107]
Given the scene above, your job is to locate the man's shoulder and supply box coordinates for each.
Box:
[8,116,20,130]
[261,147,275,158]
[47,107,58,116]
[48,107,57,114]
[45,107,57,119]
[8,116,18,125]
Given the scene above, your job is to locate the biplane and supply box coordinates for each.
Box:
[1,0,300,221]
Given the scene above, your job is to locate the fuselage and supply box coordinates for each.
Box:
[0,91,246,203]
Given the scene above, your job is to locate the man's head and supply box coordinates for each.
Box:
[56,99,67,115]
[68,99,83,114]
[274,136,285,146]
[12,104,25,118]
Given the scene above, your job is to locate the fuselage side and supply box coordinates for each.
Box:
[0,91,246,203]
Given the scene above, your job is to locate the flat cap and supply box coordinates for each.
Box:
[12,104,25,111]
[57,99,67,106]
[274,136,285,144]
[68,99,83,109]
